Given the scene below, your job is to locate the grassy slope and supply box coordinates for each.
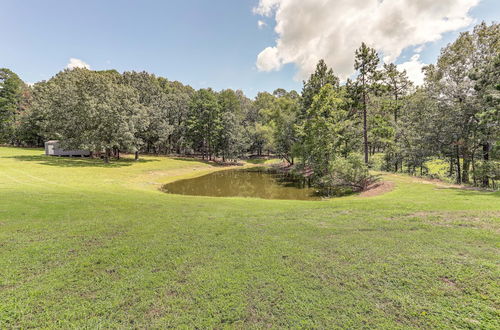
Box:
[0,147,498,328]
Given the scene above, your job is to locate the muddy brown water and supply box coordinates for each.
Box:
[161,168,324,200]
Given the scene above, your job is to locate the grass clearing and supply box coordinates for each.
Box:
[0,147,499,328]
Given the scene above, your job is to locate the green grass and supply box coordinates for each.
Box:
[0,147,499,328]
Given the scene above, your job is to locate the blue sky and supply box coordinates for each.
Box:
[1,0,498,98]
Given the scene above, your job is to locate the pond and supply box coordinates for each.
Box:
[161,168,324,200]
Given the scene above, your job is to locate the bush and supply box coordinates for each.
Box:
[369,152,385,171]
[475,160,500,189]
[316,154,379,195]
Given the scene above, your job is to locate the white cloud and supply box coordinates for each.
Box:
[258,20,267,29]
[397,54,426,86]
[256,47,283,71]
[254,0,479,80]
[66,58,90,70]
[253,0,280,16]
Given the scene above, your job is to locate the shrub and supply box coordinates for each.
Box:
[316,154,379,195]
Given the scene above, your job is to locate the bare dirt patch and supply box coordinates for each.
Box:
[359,181,394,197]
[440,276,458,288]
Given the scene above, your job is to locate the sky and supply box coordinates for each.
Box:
[1,0,498,98]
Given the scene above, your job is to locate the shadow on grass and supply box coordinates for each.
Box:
[245,158,270,165]
[6,154,158,168]
[171,157,242,167]
[436,186,500,197]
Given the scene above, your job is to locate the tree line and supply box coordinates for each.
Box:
[0,22,498,190]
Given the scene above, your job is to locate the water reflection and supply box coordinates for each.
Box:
[162,168,323,200]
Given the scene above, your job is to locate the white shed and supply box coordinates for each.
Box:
[44,140,90,157]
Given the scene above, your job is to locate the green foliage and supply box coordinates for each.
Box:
[303,84,352,176]
[474,160,500,188]
[1,146,499,328]
[317,153,378,195]
[301,59,339,114]
[410,22,500,185]
[1,22,497,182]
[354,42,381,164]
[187,88,221,159]
[271,93,300,164]
[32,69,143,160]
[217,89,247,160]
[0,68,26,142]
[121,71,172,154]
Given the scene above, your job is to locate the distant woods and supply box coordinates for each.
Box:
[0,22,498,189]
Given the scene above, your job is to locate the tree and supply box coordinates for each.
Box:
[469,24,500,186]
[217,89,246,161]
[251,91,276,156]
[0,68,26,142]
[303,84,353,176]
[162,80,194,154]
[12,86,44,146]
[397,89,441,175]
[33,68,142,162]
[121,71,171,159]
[301,59,339,115]
[354,43,380,164]
[427,22,499,184]
[272,94,300,165]
[379,64,412,171]
[382,63,412,123]
[187,88,221,160]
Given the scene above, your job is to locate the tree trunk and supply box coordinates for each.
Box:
[104,148,110,163]
[134,151,139,161]
[482,142,490,187]
[449,156,454,177]
[456,145,461,184]
[394,93,398,123]
[363,90,369,164]
[462,156,470,184]
[471,153,477,186]
[208,139,211,160]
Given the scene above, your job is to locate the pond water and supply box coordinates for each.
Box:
[161,168,323,200]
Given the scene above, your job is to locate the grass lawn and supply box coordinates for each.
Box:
[0,147,499,328]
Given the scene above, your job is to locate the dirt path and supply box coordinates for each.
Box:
[359,181,395,197]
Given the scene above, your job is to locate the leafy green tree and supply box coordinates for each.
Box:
[162,80,194,154]
[250,91,276,156]
[12,86,45,146]
[272,95,300,165]
[121,71,172,159]
[303,84,352,176]
[301,59,339,116]
[217,89,246,161]
[0,68,26,142]
[426,22,499,184]
[187,88,221,160]
[469,25,500,186]
[33,68,142,162]
[397,89,441,175]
